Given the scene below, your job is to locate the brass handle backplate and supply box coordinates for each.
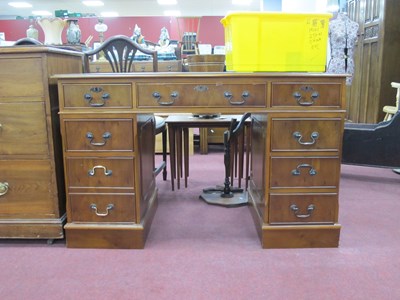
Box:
[152,91,179,106]
[293,86,319,106]
[224,91,249,105]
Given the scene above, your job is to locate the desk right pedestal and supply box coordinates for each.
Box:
[249,109,343,248]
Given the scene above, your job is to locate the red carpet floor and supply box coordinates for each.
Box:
[0,150,399,300]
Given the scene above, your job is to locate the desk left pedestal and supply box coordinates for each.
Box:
[0,47,83,240]
[58,80,157,249]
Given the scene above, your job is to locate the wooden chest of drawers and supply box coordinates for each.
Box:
[56,73,346,249]
[0,47,83,240]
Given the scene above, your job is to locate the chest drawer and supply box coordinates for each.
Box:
[271,118,342,152]
[271,82,342,108]
[69,193,136,222]
[62,84,132,109]
[0,58,44,98]
[137,82,266,107]
[66,157,135,188]
[0,160,56,215]
[270,157,340,189]
[269,193,338,224]
[0,102,48,155]
[64,119,134,152]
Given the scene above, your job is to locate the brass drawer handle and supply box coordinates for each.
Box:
[86,132,111,146]
[88,165,113,176]
[152,91,179,106]
[224,91,249,105]
[292,89,319,106]
[292,131,319,145]
[0,182,9,196]
[291,163,317,176]
[290,204,315,218]
[90,203,114,217]
[83,87,110,107]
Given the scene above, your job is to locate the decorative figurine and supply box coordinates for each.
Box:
[131,24,145,45]
[158,27,170,47]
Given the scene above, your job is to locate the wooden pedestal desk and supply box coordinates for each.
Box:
[0,47,83,241]
[55,72,346,249]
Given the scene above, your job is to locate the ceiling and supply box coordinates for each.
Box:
[0,0,262,19]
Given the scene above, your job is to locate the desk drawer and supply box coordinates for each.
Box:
[69,193,136,222]
[64,119,134,152]
[137,82,266,107]
[62,84,132,109]
[271,118,342,152]
[271,82,342,108]
[270,157,340,188]
[269,193,338,224]
[66,157,135,188]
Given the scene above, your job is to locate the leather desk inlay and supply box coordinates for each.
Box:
[55,72,346,249]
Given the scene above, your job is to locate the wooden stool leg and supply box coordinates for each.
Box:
[168,124,176,191]
[162,130,167,181]
[183,127,189,188]
[200,127,208,154]
[245,124,251,190]
[176,127,182,190]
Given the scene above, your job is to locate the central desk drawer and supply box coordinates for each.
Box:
[271,118,342,152]
[64,119,134,152]
[66,157,135,188]
[137,82,266,107]
[62,84,132,109]
[270,157,340,188]
[69,193,136,222]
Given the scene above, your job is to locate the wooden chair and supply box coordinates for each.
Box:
[83,35,167,180]
[14,38,43,45]
[383,82,400,121]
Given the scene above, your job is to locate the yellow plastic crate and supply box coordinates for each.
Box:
[221,12,331,72]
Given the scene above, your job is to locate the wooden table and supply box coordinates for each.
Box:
[165,114,251,191]
[55,72,346,249]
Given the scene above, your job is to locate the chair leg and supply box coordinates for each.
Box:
[162,130,167,181]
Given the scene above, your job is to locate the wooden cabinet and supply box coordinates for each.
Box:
[0,47,83,240]
[347,0,400,123]
[56,73,346,249]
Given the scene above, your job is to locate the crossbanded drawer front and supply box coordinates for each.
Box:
[0,160,56,215]
[271,118,342,151]
[271,82,342,108]
[69,193,136,222]
[270,157,340,188]
[67,157,134,188]
[64,119,134,152]
[0,58,44,98]
[0,102,48,155]
[137,82,266,107]
[62,84,132,108]
[269,194,338,224]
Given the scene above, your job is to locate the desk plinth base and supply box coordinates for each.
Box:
[248,193,340,249]
[65,195,158,249]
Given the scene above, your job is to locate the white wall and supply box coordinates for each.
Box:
[282,0,329,12]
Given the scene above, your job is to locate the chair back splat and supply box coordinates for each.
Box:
[83,35,158,73]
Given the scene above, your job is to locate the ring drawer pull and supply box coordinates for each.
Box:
[292,131,319,145]
[224,91,249,105]
[152,91,178,106]
[291,164,317,176]
[292,90,319,106]
[0,182,9,196]
[290,204,315,218]
[88,165,113,176]
[90,203,114,217]
[86,132,111,146]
